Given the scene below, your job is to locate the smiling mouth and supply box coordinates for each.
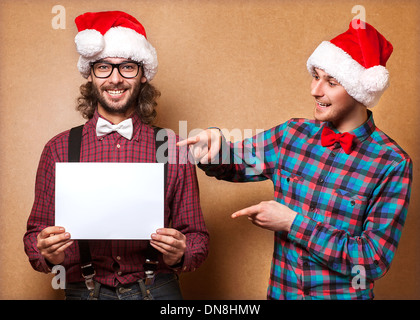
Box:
[106,89,127,97]
[316,100,331,108]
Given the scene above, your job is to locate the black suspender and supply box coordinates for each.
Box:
[144,127,168,285]
[68,125,84,162]
[67,124,168,289]
[68,125,95,289]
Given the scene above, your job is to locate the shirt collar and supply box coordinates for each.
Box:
[349,110,376,143]
[323,110,376,144]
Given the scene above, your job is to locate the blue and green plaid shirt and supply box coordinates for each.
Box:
[200,111,412,299]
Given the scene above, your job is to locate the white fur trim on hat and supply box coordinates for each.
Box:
[307,41,389,108]
[76,26,158,81]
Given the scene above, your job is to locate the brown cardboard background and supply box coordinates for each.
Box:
[0,0,419,299]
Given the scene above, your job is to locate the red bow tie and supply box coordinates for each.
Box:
[321,126,355,154]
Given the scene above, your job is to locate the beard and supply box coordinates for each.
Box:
[92,81,142,115]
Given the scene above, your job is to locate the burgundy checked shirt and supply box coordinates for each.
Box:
[24,110,209,287]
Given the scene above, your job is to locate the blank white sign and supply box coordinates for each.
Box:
[55,162,164,240]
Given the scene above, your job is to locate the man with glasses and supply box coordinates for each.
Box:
[23,11,209,300]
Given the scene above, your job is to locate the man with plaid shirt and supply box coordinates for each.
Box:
[23,11,209,300]
[179,20,412,299]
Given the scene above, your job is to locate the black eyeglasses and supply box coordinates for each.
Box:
[90,61,143,79]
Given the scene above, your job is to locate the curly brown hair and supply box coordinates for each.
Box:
[76,80,161,125]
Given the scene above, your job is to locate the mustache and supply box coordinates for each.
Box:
[100,85,130,90]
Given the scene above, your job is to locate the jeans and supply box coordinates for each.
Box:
[64,273,183,300]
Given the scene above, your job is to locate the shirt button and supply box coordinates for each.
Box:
[117,271,122,276]
[116,256,121,261]
[318,177,324,184]
[116,144,121,149]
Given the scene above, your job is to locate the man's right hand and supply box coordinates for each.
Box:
[176,128,222,164]
[37,226,73,266]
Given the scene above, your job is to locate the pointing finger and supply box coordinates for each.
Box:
[176,136,200,147]
[231,204,261,219]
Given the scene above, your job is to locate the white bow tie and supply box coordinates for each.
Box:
[96,117,133,140]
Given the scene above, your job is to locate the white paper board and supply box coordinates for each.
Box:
[55,162,164,239]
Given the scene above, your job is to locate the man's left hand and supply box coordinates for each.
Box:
[150,228,186,267]
[231,200,297,232]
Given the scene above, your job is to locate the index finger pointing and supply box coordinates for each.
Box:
[231,204,261,219]
[176,136,200,147]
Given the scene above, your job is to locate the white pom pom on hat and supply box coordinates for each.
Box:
[307,20,393,108]
[75,29,104,57]
[74,11,158,81]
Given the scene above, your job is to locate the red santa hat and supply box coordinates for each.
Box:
[74,11,158,81]
[307,20,393,108]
